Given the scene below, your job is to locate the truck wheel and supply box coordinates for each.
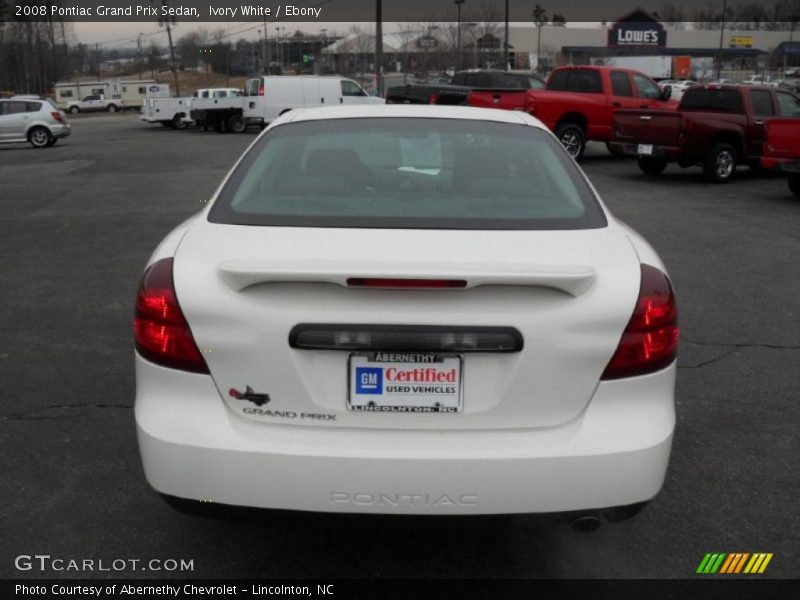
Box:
[703,143,737,183]
[638,157,668,176]
[227,114,247,133]
[787,173,800,197]
[107,104,117,113]
[69,106,80,114]
[28,126,52,149]
[555,123,586,160]
[171,114,187,130]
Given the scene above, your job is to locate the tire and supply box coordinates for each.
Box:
[638,156,668,176]
[703,142,738,183]
[69,106,79,114]
[28,126,52,149]
[160,121,172,128]
[787,173,800,197]
[555,123,586,160]
[172,114,187,130]
[45,137,58,147]
[107,104,117,113]
[227,114,247,134]
[605,142,625,157]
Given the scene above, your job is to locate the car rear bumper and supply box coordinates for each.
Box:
[52,124,71,138]
[135,354,676,515]
[761,156,800,172]
[612,142,683,159]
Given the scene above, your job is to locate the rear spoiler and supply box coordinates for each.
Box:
[218,260,596,297]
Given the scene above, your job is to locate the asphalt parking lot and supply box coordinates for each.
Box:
[1,113,798,579]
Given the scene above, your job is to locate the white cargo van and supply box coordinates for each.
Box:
[190,76,383,134]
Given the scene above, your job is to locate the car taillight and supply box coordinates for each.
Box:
[601,264,678,380]
[133,258,209,374]
[51,111,63,122]
[429,94,439,104]
[258,85,265,96]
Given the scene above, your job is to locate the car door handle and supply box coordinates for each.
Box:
[639,115,652,121]
[611,102,621,107]
[754,120,764,125]
[340,98,343,104]
[640,104,649,108]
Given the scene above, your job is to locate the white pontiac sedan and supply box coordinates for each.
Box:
[134,105,678,523]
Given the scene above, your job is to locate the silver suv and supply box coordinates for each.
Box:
[0,96,71,148]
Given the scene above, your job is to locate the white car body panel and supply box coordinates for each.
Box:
[135,105,677,514]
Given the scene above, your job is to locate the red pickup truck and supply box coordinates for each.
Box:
[761,118,800,197]
[468,65,675,159]
[612,85,800,182]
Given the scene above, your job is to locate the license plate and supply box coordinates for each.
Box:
[638,144,654,155]
[348,353,462,413]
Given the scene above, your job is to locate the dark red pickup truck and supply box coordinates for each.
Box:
[761,118,800,197]
[468,65,675,159]
[612,84,800,182]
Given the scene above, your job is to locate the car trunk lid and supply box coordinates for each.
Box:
[174,222,641,430]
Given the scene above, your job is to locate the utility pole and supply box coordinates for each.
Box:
[95,42,100,79]
[455,0,465,70]
[504,0,509,70]
[375,0,383,96]
[268,14,271,75]
[533,5,547,74]
[155,0,180,97]
[137,33,143,80]
[716,0,727,80]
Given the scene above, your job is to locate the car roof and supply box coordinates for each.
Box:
[279,104,547,129]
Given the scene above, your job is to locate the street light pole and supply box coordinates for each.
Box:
[376,0,383,96]
[504,0,509,70]
[455,0,465,70]
[716,0,727,80]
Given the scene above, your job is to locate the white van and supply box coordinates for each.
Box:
[242,76,384,127]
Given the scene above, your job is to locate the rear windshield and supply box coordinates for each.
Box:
[681,89,744,112]
[209,118,607,230]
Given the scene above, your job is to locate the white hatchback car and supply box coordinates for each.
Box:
[134,105,678,523]
[0,97,71,148]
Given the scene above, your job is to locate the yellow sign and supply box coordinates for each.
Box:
[730,36,754,48]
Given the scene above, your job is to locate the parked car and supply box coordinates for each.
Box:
[612,84,800,182]
[134,104,679,522]
[190,76,383,133]
[386,70,545,106]
[468,65,676,159]
[0,96,70,148]
[66,94,121,113]
[665,80,698,99]
[742,75,781,87]
[760,118,800,197]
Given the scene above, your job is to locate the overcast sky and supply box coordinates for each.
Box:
[73,21,603,47]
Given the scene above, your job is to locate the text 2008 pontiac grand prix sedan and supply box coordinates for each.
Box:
[134,105,678,523]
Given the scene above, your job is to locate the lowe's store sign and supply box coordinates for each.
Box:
[608,12,667,48]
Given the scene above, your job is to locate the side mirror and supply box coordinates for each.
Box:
[661,86,672,101]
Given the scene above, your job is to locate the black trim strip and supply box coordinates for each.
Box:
[288,324,523,353]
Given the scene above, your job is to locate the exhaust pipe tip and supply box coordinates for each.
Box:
[571,514,602,532]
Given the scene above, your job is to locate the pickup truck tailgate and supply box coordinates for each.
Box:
[614,109,684,146]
